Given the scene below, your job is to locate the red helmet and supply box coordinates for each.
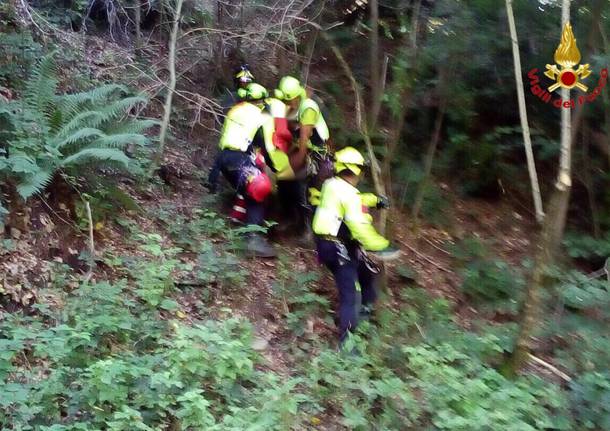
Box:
[246,172,272,202]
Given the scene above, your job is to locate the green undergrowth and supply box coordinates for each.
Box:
[1,211,609,430]
[451,237,525,314]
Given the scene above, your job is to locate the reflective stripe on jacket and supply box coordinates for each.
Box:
[312,177,389,251]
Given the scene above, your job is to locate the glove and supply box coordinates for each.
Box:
[370,246,401,262]
[203,180,217,194]
[376,195,390,209]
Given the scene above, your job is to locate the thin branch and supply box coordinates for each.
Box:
[83,201,95,284]
[397,239,452,273]
[528,353,572,382]
[151,0,185,170]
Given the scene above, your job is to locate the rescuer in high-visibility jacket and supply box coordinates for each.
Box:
[313,147,400,343]
[273,76,334,242]
[221,64,256,114]
[274,75,331,172]
[206,83,276,258]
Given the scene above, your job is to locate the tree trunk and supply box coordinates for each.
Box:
[369,0,381,130]
[380,0,422,211]
[558,6,572,190]
[301,29,318,85]
[301,0,325,85]
[505,186,570,375]
[151,0,183,170]
[506,0,572,376]
[505,0,544,222]
[214,1,225,84]
[411,94,447,221]
[134,0,142,57]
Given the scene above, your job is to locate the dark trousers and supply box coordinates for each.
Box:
[277,179,308,230]
[208,149,264,226]
[316,238,378,341]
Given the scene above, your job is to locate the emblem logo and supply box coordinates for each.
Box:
[527,22,607,109]
[544,23,591,92]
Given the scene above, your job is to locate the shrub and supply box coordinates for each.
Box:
[0,279,306,430]
[0,54,155,199]
[452,237,524,308]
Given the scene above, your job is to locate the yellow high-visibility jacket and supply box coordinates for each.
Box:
[219,102,265,152]
[313,177,389,251]
[298,98,330,145]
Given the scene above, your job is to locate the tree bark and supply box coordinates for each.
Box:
[134,0,142,57]
[151,0,183,170]
[505,0,544,222]
[505,186,570,375]
[558,5,572,190]
[369,0,382,130]
[214,1,226,84]
[506,0,573,376]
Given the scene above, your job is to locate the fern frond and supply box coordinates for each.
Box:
[61,148,130,168]
[95,96,148,126]
[92,133,148,149]
[47,107,64,134]
[55,128,107,149]
[17,169,53,199]
[82,83,128,102]
[57,96,147,137]
[56,111,106,139]
[7,153,39,174]
[24,54,58,127]
[103,118,159,136]
[59,84,128,117]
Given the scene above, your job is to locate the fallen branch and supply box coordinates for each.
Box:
[528,353,572,382]
[421,236,451,256]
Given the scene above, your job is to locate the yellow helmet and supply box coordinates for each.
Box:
[334,146,365,176]
[275,76,305,101]
[234,65,254,85]
[237,83,268,101]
